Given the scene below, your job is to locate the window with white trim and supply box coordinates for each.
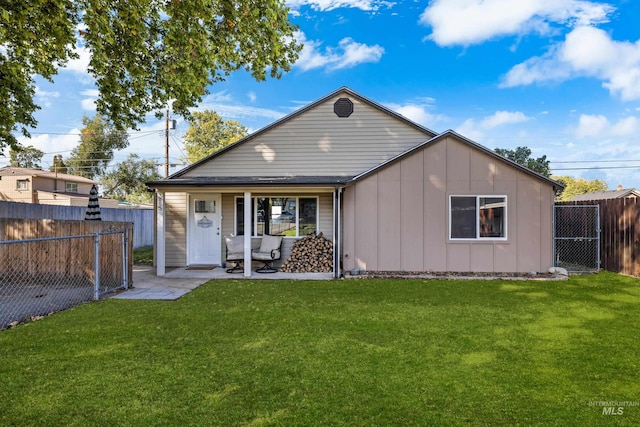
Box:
[450,196,507,240]
[65,182,78,193]
[236,196,318,237]
[16,180,28,190]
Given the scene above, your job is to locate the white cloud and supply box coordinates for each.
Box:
[197,96,286,122]
[35,87,60,108]
[61,46,92,75]
[502,26,640,100]
[79,89,99,112]
[575,114,640,138]
[456,118,484,142]
[286,0,394,13]
[454,110,531,143]
[81,98,97,111]
[420,0,615,47]
[386,98,446,127]
[480,111,531,128]
[294,31,384,71]
[15,131,82,167]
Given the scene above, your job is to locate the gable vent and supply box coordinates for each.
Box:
[334,98,354,118]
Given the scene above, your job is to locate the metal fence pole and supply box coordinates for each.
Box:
[94,232,100,300]
[122,229,129,290]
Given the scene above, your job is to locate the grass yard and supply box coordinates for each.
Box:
[133,245,154,266]
[1,272,639,426]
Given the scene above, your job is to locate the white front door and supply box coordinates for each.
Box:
[188,194,221,265]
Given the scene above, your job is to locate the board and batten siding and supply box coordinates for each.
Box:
[181,94,432,178]
[342,136,556,274]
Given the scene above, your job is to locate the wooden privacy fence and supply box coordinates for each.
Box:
[559,198,640,277]
[0,218,133,286]
[0,201,153,248]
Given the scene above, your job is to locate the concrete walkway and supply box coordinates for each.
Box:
[110,265,213,300]
[110,265,333,300]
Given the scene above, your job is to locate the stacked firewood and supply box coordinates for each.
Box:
[280,232,333,273]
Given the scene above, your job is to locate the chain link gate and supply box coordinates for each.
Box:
[554,205,600,273]
[0,230,129,330]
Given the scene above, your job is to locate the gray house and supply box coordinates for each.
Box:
[148,87,561,277]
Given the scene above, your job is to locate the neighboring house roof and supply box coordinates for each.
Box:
[0,166,97,184]
[568,188,640,201]
[147,87,563,191]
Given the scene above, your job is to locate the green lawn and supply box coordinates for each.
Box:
[1,272,639,426]
[133,245,154,265]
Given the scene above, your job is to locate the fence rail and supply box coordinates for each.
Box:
[558,198,640,277]
[0,230,129,330]
[0,200,152,248]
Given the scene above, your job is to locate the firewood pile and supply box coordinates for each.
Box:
[280,232,333,273]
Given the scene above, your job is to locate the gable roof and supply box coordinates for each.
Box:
[351,130,564,190]
[0,166,97,184]
[167,87,438,180]
[148,88,562,191]
[568,188,640,201]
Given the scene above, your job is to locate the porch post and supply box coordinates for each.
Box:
[333,187,341,279]
[156,191,166,276]
[243,191,252,277]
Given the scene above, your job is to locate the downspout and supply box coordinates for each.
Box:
[333,186,344,278]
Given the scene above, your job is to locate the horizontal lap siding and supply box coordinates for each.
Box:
[165,192,187,267]
[182,95,430,178]
[345,136,556,273]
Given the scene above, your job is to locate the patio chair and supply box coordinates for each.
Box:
[252,235,282,273]
[224,235,245,273]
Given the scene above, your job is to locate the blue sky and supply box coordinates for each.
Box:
[5,0,640,188]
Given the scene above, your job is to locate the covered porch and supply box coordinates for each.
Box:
[151,178,347,279]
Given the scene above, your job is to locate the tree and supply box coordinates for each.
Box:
[50,154,68,174]
[101,154,161,204]
[66,115,128,179]
[552,176,608,201]
[0,0,78,151]
[1,0,301,153]
[183,110,248,163]
[495,146,551,177]
[9,145,44,169]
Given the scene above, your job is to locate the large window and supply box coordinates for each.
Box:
[236,196,318,237]
[450,196,506,240]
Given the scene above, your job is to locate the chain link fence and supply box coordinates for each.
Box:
[0,230,129,330]
[554,205,600,273]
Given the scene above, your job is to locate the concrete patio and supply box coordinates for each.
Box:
[110,265,333,301]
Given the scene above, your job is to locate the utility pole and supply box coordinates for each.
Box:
[165,108,169,178]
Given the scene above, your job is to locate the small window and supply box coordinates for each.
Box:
[195,200,216,213]
[450,195,507,240]
[65,182,78,193]
[16,180,28,190]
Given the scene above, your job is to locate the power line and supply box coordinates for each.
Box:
[550,159,640,164]
[553,166,640,171]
